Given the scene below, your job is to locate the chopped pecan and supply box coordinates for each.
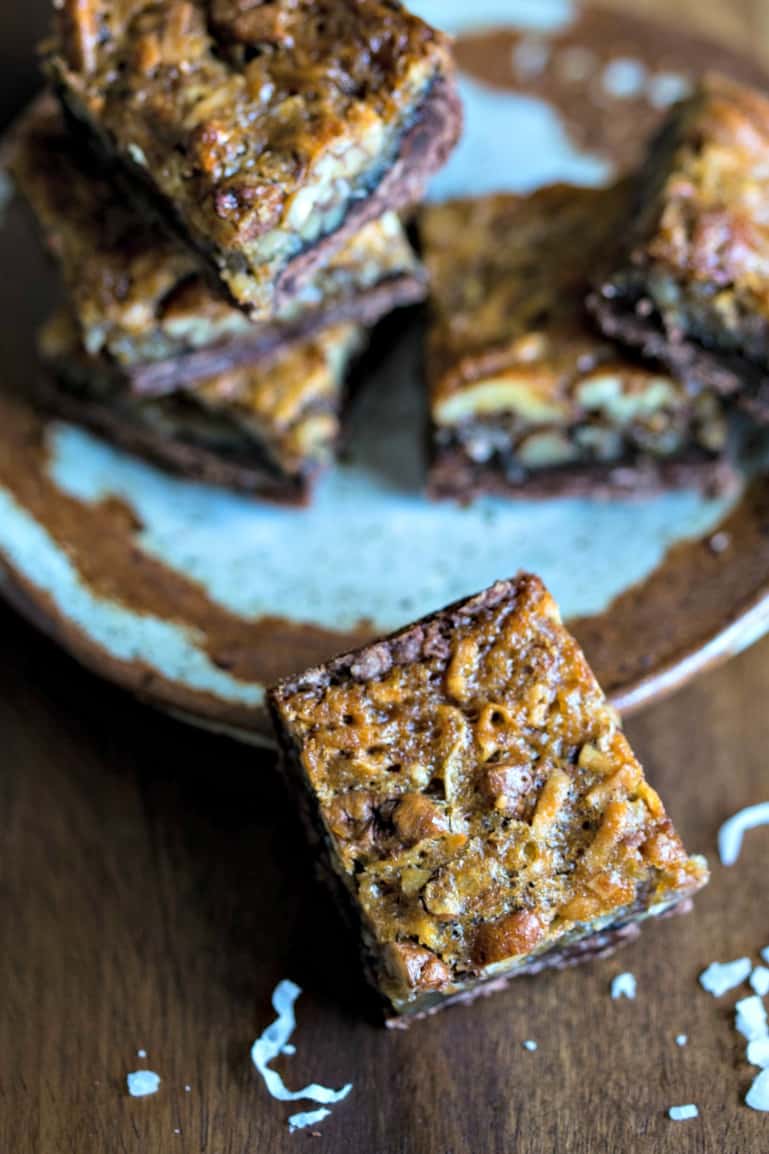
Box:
[472,910,546,966]
[478,762,535,817]
[392,793,449,846]
[384,942,450,992]
[324,790,376,850]
[210,0,293,46]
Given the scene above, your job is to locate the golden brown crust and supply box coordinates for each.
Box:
[45,0,457,316]
[13,98,424,383]
[269,576,709,1017]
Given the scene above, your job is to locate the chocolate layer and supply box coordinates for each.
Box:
[428,444,739,502]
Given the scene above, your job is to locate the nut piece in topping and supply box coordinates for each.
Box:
[46,0,460,319]
[591,73,769,420]
[268,574,709,1025]
[419,184,734,503]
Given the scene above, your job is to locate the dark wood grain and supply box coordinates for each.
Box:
[3,3,769,1153]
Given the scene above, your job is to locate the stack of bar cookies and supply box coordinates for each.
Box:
[15,0,461,503]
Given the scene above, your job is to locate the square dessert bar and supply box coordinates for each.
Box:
[14,99,425,395]
[591,73,769,418]
[40,311,363,503]
[269,575,709,1025]
[420,185,734,501]
[46,0,460,319]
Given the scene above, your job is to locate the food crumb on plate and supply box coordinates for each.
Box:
[699,958,751,997]
[668,1104,699,1121]
[611,972,637,1000]
[126,1070,161,1098]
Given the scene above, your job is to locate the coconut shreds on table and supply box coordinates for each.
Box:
[735,995,769,1043]
[126,1070,161,1098]
[675,1034,688,1047]
[747,1038,769,1068]
[610,973,637,1000]
[699,958,752,997]
[717,803,769,867]
[289,1107,332,1133]
[250,980,352,1131]
[746,1069,769,1112]
[751,967,769,998]
[523,1040,538,1052]
[668,1104,699,1121]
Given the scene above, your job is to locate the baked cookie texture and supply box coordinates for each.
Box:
[14,99,425,393]
[590,73,769,417]
[269,575,709,1024]
[46,0,460,318]
[40,310,363,504]
[420,185,734,501]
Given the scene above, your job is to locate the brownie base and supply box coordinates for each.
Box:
[590,291,769,420]
[428,443,739,503]
[56,76,461,320]
[123,271,425,396]
[36,376,313,505]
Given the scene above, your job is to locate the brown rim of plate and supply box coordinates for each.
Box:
[0,464,768,744]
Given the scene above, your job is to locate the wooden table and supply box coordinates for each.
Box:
[3,3,769,1152]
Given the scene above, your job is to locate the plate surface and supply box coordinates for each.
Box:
[1,1,768,741]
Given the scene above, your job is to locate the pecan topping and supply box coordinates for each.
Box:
[472,910,546,967]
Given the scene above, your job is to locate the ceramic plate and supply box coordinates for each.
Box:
[1,1,768,744]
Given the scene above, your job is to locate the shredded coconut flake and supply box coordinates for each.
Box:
[137,1049,147,1059]
[523,1040,538,1051]
[699,958,751,997]
[611,972,637,1000]
[718,803,769,866]
[746,1069,769,1111]
[184,1085,191,1093]
[282,1044,296,1056]
[751,967,769,998]
[762,947,769,967]
[675,1034,688,1047]
[250,980,351,1131]
[289,1107,332,1133]
[747,1038,769,1068]
[735,995,769,1042]
[126,1070,161,1098]
[668,1104,699,1121]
